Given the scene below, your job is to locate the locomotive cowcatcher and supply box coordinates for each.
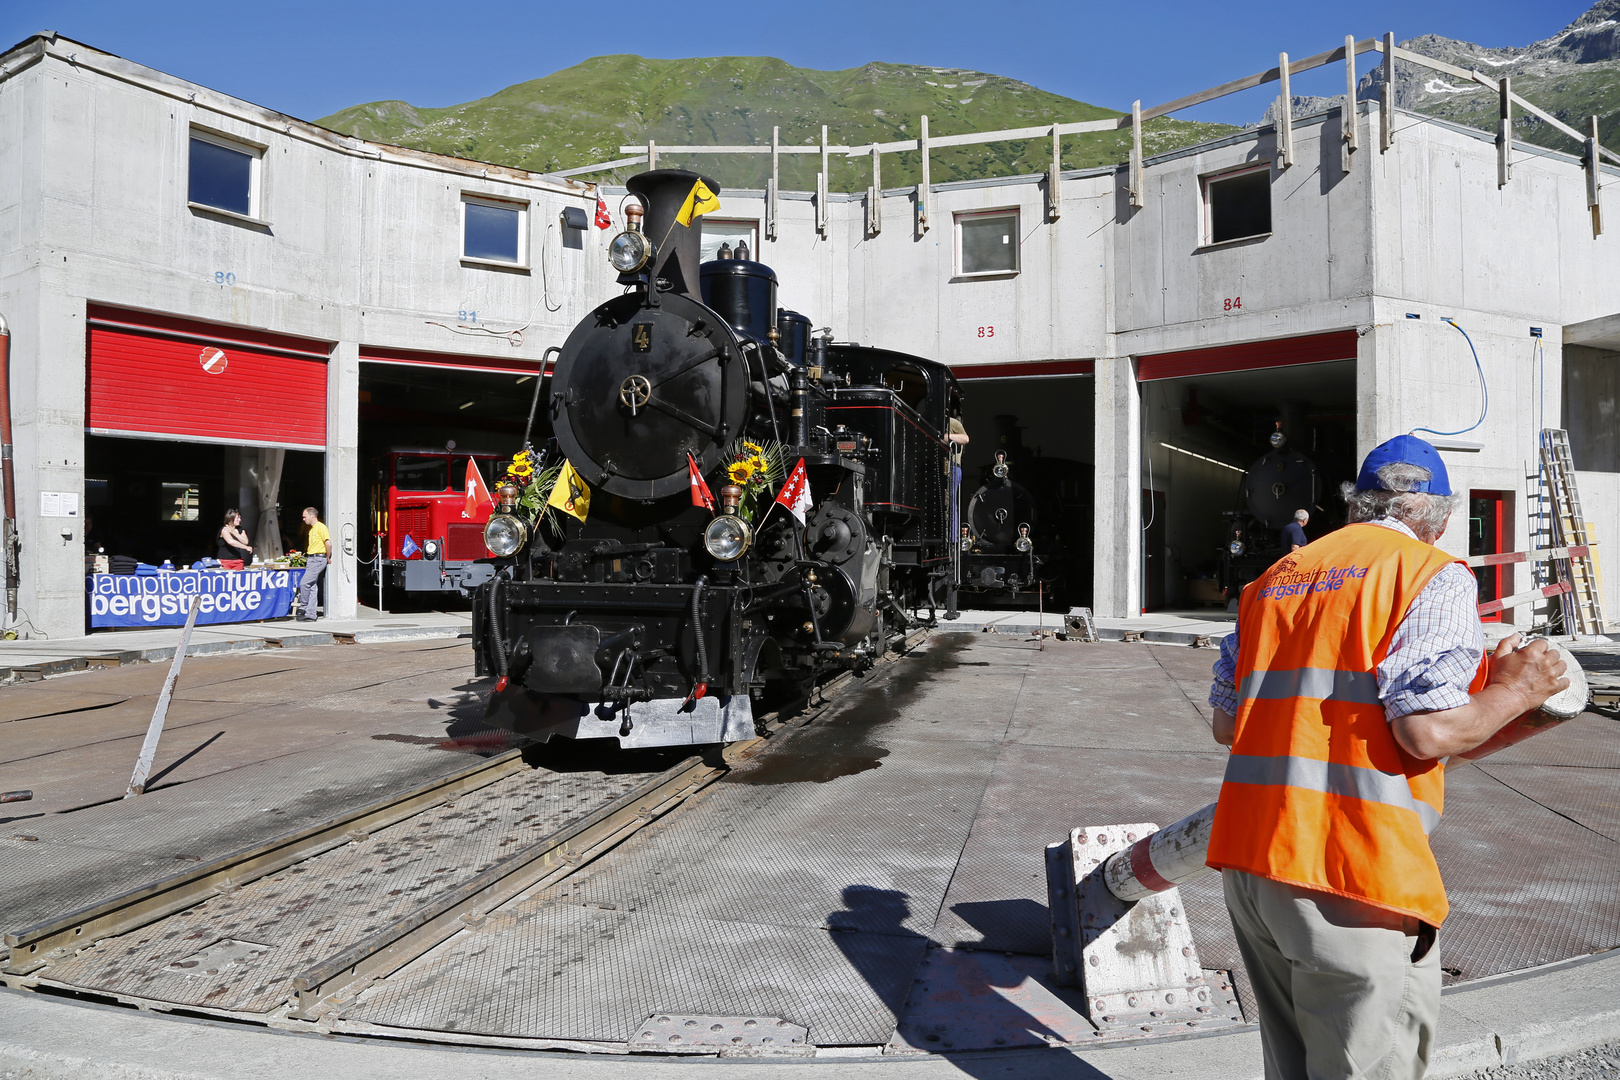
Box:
[469,170,960,748]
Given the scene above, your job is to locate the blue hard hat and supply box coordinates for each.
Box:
[1355,434,1452,495]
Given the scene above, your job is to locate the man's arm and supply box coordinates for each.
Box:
[1209,624,1241,746]
[1391,634,1567,759]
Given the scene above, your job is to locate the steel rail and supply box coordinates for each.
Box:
[4,748,530,975]
[287,652,907,1018]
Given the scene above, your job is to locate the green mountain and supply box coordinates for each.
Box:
[318,55,1237,191]
[1360,0,1620,154]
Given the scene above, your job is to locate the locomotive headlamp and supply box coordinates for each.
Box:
[992,451,1009,479]
[484,513,530,558]
[1229,539,1245,556]
[704,515,752,560]
[960,526,972,552]
[609,230,655,273]
[1269,427,1286,448]
[423,538,441,560]
[1015,525,1033,554]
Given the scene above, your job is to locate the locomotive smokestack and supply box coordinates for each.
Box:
[626,169,721,297]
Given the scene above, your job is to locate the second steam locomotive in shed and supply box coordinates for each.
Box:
[468,169,968,748]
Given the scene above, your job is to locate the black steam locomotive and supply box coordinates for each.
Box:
[467,169,961,748]
[955,449,1040,602]
[1219,427,1321,600]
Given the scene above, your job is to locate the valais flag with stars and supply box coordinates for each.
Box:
[595,193,612,229]
[774,459,812,524]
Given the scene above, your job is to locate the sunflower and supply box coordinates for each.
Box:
[727,461,755,484]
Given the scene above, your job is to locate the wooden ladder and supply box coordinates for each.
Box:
[1539,428,1607,634]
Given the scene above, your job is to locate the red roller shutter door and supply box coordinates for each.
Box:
[87,304,330,448]
[1136,329,1358,381]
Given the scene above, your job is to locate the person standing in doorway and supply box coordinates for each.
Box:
[217,509,253,570]
[1282,509,1309,552]
[297,507,331,622]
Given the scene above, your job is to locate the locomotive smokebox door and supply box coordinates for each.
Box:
[550,291,749,504]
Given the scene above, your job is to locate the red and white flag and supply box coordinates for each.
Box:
[463,460,496,520]
[595,193,612,229]
[774,458,812,524]
[688,453,716,513]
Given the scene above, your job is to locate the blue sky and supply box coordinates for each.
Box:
[0,1,1594,129]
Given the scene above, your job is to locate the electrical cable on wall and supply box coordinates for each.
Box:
[424,318,529,347]
[1411,318,1488,437]
[539,221,563,313]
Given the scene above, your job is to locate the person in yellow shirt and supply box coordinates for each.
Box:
[297,507,331,622]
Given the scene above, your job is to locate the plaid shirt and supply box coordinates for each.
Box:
[1210,518,1484,719]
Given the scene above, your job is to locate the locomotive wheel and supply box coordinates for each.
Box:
[550,292,749,501]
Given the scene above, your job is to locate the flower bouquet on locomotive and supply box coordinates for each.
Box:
[467,169,964,749]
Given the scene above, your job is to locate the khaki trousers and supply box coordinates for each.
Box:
[1223,869,1441,1080]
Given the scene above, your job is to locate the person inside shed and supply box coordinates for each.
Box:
[1282,508,1309,552]
[1205,434,1568,1080]
[216,509,253,570]
[296,506,331,622]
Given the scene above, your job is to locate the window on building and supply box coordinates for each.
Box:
[395,456,451,492]
[462,195,528,266]
[161,483,202,522]
[955,210,1020,277]
[701,219,759,262]
[1203,166,1271,245]
[188,130,262,218]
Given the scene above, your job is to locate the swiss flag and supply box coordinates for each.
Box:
[595,193,612,229]
[688,453,716,513]
[463,460,496,520]
[774,458,812,524]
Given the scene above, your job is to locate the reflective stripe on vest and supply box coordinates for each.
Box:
[1224,753,1441,834]
[1239,667,1381,705]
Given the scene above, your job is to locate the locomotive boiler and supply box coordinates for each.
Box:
[468,169,959,749]
[1220,427,1321,599]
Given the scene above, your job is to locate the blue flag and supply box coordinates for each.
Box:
[401,534,420,559]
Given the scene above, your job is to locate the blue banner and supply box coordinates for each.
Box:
[87,569,299,628]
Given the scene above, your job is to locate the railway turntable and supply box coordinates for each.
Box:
[3,631,1620,1067]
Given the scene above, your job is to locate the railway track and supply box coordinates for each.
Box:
[0,633,925,1031]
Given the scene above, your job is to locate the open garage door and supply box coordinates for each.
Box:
[1137,332,1358,612]
[952,360,1095,607]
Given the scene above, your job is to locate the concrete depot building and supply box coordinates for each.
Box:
[2,31,1618,638]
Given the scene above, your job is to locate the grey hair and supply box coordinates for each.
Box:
[1341,463,1459,543]
[1293,509,1309,522]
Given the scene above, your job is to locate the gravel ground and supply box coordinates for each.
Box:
[1462,1042,1620,1079]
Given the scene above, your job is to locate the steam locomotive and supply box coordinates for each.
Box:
[955,449,1040,601]
[1219,426,1321,600]
[467,169,963,748]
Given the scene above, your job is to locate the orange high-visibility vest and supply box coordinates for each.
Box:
[1206,523,1467,927]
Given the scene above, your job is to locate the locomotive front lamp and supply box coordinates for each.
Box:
[484,513,530,558]
[1229,539,1245,556]
[992,451,1009,479]
[423,538,441,560]
[1015,525,1033,553]
[608,200,654,273]
[704,515,752,560]
[609,230,655,273]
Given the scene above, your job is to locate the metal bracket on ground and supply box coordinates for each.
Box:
[631,1014,811,1056]
[1046,824,1243,1036]
[1063,607,1098,642]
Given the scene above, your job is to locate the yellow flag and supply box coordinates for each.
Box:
[675,179,721,227]
[547,461,591,522]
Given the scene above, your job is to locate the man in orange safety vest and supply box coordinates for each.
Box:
[1206,434,1568,1080]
